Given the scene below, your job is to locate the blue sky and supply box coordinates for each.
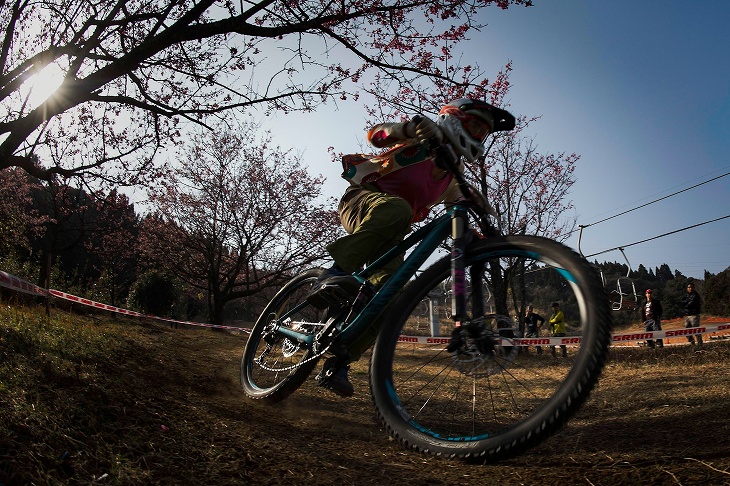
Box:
[260,1,730,279]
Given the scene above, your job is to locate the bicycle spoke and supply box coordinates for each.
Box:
[241,270,329,402]
[371,236,612,460]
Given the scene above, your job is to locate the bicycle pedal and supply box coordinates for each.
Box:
[314,356,338,384]
[315,357,354,397]
[314,368,330,385]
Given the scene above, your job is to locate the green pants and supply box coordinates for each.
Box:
[327,187,412,286]
[326,187,412,360]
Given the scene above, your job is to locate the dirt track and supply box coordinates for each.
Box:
[133,318,730,485]
[4,314,730,485]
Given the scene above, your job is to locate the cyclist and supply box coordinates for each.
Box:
[310,98,515,397]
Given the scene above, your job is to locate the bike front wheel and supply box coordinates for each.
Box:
[241,269,327,403]
[369,235,612,462]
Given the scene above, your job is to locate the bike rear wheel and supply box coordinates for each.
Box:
[369,235,612,462]
[241,269,327,403]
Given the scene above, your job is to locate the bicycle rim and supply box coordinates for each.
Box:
[370,235,612,461]
[241,269,327,403]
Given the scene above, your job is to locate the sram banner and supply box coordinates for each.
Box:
[2,269,727,342]
[398,324,730,347]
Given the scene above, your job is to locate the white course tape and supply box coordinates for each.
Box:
[48,289,145,317]
[0,270,49,297]
[2,269,727,342]
[1,269,250,333]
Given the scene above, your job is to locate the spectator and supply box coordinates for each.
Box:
[680,281,703,346]
[549,302,567,358]
[524,305,545,354]
[640,289,664,348]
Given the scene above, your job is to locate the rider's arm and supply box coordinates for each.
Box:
[367,117,442,149]
[367,122,414,148]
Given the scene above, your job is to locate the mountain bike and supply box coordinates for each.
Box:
[240,135,613,463]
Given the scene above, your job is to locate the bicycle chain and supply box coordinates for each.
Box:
[254,318,338,373]
[255,343,331,373]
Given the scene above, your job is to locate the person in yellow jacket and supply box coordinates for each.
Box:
[549,302,567,358]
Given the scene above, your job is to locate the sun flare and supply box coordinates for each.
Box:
[23,63,65,109]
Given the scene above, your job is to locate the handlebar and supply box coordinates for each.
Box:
[411,115,498,237]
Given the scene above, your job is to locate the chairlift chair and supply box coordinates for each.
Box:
[578,227,638,312]
[600,249,639,311]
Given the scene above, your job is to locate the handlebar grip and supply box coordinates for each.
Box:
[411,114,454,168]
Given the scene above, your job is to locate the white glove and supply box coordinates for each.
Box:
[408,117,443,143]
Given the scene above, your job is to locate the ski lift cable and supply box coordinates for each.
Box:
[580,170,730,230]
[584,213,730,259]
[568,169,730,245]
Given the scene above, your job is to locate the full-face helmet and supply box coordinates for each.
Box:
[437,99,515,162]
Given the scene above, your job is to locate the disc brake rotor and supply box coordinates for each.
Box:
[450,314,519,377]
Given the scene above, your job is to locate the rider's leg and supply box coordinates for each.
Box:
[327,189,412,286]
[317,356,355,397]
[318,317,380,396]
[308,189,411,309]
[318,189,412,395]
[334,191,412,361]
[344,317,382,362]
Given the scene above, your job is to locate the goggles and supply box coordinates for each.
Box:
[462,115,491,141]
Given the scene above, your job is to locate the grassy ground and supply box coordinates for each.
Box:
[1,304,729,485]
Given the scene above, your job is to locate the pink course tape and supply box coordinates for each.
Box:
[0,270,250,333]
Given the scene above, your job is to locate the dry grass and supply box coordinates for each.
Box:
[1,304,729,485]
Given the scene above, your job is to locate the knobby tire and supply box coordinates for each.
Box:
[240,269,324,403]
[369,235,612,462]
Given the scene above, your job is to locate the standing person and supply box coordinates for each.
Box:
[640,289,664,348]
[549,302,567,358]
[308,99,515,397]
[680,281,703,346]
[524,305,545,354]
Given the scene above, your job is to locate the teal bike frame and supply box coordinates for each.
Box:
[273,204,473,351]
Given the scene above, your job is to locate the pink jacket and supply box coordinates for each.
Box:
[341,122,461,222]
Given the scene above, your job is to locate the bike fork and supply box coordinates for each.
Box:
[450,209,485,326]
[450,208,469,323]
